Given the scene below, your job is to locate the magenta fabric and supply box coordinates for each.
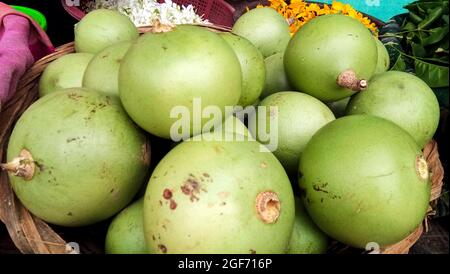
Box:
[0,2,54,109]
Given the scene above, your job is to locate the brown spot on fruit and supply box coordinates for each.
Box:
[158,244,167,253]
[313,183,329,193]
[180,174,206,202]
[218,191,230,200]
[140,142,151,166]
[169,199,177,210]
[255,191,280,224]
[260,161,268,169]
[214,145,224,153]
[250,249,256,254]
[203,173,210,178]
[163,189,173,199]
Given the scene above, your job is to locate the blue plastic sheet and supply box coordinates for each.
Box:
[315,0,413,22]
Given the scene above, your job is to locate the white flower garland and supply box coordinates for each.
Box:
[91,0,210,27]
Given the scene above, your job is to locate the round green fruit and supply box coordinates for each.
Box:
[219,33,265,106]
[287,197,328,254]
[232,7,291,58]
[83,41,132,96]
[39,53,93,97]
[346,71,440,148]
[3,88,150,226]
[143,134,295,253]
[374,38,390,74]
[284,14,378,102]
[105,199,148,254]
[74,9,138,54]
[261,53,292,99]
[299,115,431,248]
[252,91,335,174]
[119,25,242,138]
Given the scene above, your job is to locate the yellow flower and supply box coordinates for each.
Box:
[332,1,344,12]
[248,0,378,36]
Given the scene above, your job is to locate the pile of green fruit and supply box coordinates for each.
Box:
[1,7,441,254]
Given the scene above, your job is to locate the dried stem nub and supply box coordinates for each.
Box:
[1,149,35,181]
[337,69,367,92]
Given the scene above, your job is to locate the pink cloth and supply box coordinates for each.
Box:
[0,2,54,109]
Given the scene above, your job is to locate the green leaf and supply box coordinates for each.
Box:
[412,42,427,57]
[418,6,444,29]
[390,54,407,71]
[417,56,449,65]
[414,58,449,87]
[422,26,449,45]
[402,21,417,31]
[409,11,424,24]
[443,14,449,24]
[405,1,449,16]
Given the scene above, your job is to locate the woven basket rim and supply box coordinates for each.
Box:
[0,24,444,254]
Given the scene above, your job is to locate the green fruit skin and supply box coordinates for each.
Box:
[232,7,291,58]
[39,53,94,97]
[143,135,295,254]
[254,92,335,175]
[284,14,378,102]
[346,71,440,148]
[287,197,328,254]
[105,199,148,254]
[7,89,150,227]
[220,33,266,106]
[213,115,252,139]
[261,53,292,99]
[83,41,132,96]
[74,9,138,54]
[299,115,431,248]
[374,39,390,74]
[119,25,242,139]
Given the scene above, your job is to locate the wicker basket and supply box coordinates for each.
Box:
[61,0,235,27]
[0,25,445,254]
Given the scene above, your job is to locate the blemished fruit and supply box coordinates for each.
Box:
[220,33,265,106]
[232,7,291,58]
[74,9,138,54]
[119,25,242,139]
[252,91,335,174]
[374,38,390,74]
[105,199,148,254]
[346,71,440,148]
[284,14,378,102]
[2,88,150,227]
[39,53,93,97]
[83,41,132,96]
[299,115,431,248]
[287,197,328,254]
[143,134,295,253]
[261,53,292,99]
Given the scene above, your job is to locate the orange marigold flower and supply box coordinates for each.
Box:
[250,0,377,36]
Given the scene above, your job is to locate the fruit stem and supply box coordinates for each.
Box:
[336,69,367,92]
[0,149,35,181]
[256,191,280,224]
[151,19,175,33]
